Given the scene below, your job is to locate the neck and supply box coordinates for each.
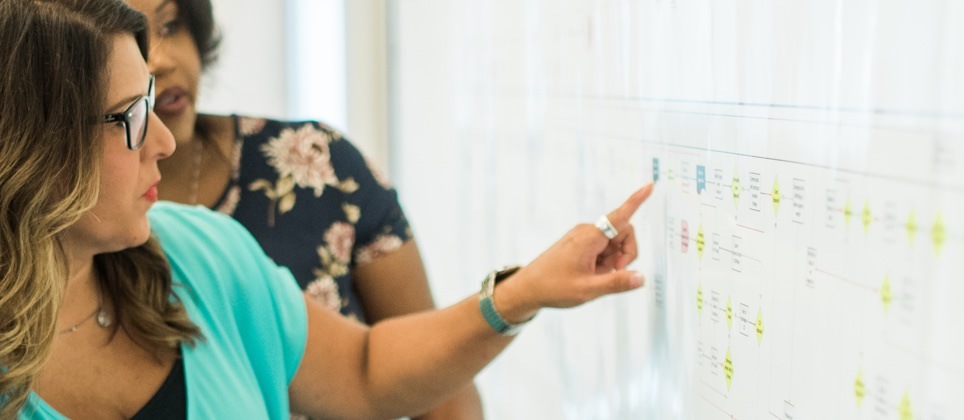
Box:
[57,230,100,324]
[58,251,101,332]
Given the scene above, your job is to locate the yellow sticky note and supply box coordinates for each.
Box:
[726,296,733,331]
[881,275,893,313]
[696,226,705,260]
[854,370,865,408]
[755,308,764,345]
[932,213,946,255]
[772,177,781,215]
[899,392,913,420]
[723,347,734,391]
[696,283,704,317]
[906,211,918,243]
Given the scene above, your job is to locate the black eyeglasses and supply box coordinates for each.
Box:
[102,75,155,151]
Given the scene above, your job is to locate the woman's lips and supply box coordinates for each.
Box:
[143,184,159,202]
[155,86,189,116]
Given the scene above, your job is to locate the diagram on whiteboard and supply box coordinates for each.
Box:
[390,0,964,418]
[649,126,962,418]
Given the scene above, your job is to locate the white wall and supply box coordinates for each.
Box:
[200,0,389,170]
[346,0,390,173]
[286,0,347,132]
[200,0,288,119]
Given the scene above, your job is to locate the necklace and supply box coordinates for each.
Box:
[188,138,203,205]
[59,287,112,334]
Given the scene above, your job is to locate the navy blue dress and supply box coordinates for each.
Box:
[210,115,412,322]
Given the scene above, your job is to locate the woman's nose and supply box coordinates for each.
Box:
[147,40,174,77]
[143,111,176,160]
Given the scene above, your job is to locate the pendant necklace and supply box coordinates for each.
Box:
[59,286,112,334]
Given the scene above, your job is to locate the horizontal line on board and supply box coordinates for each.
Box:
[559,93,964,120]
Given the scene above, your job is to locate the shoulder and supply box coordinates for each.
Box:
[148,202,302,313]
[234,116,365,163]
[233,115,341,143]
[148,201,266,272]
[235,115,392,190]
[149,201,252,244]
[148,202,308,387]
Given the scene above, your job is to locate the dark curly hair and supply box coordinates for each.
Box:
[176,0,221,69]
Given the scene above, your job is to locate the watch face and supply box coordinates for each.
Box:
[494,265,522,284]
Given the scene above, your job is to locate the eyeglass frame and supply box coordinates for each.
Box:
[101,74,155,151]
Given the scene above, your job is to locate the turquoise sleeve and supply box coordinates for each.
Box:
[148,202,309,416]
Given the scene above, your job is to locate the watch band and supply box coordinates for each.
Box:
[478,265,529,335]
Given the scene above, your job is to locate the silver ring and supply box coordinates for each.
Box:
[595,215,618,239]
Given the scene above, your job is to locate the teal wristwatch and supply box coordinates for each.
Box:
[478,265,530,335]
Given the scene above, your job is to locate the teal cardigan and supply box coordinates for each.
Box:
[21,202,308,419]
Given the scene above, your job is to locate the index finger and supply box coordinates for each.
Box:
[606,183,654,226]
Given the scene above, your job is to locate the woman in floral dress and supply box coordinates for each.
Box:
[126,0,484,417]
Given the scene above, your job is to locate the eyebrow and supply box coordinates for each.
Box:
[106,94,142,114]
[106,75,151,113]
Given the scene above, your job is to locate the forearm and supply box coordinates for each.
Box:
[413,383,484,420]
[362,295,515,418]
[353,241,486,419]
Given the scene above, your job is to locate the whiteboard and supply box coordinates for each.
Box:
[389,1,964,419]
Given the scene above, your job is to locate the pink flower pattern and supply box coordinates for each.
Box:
[239,117,267,136]
[213,116,412,322]
[261,124,339,197]
[215,185,241,215]
[355,234,404,265]
[324,222,355,264]
[305,276,342,312]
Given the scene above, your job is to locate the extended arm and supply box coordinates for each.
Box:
[288,184,653,419]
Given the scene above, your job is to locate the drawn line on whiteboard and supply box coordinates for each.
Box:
[881,335,964,380]
[736,223,766,234]
[581,99,953,134]
[568,93,964,120]
[699,378,727,400]
[698,392,738,419]
[718,247,761,263]
[815,268,878,293]
[599,133,964,193]
[651,141,957,191]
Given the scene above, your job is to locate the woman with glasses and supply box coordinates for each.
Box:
[0,0,652,418]
[125,0,482,415]
[102,75,155,151]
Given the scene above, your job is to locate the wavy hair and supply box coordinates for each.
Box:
[0,0,200,415]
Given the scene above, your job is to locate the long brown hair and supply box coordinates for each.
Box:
[0,0,200,415]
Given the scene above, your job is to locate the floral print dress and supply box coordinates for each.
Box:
[211,115,411,322]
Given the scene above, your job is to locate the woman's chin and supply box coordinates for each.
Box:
[118,222,154,251]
